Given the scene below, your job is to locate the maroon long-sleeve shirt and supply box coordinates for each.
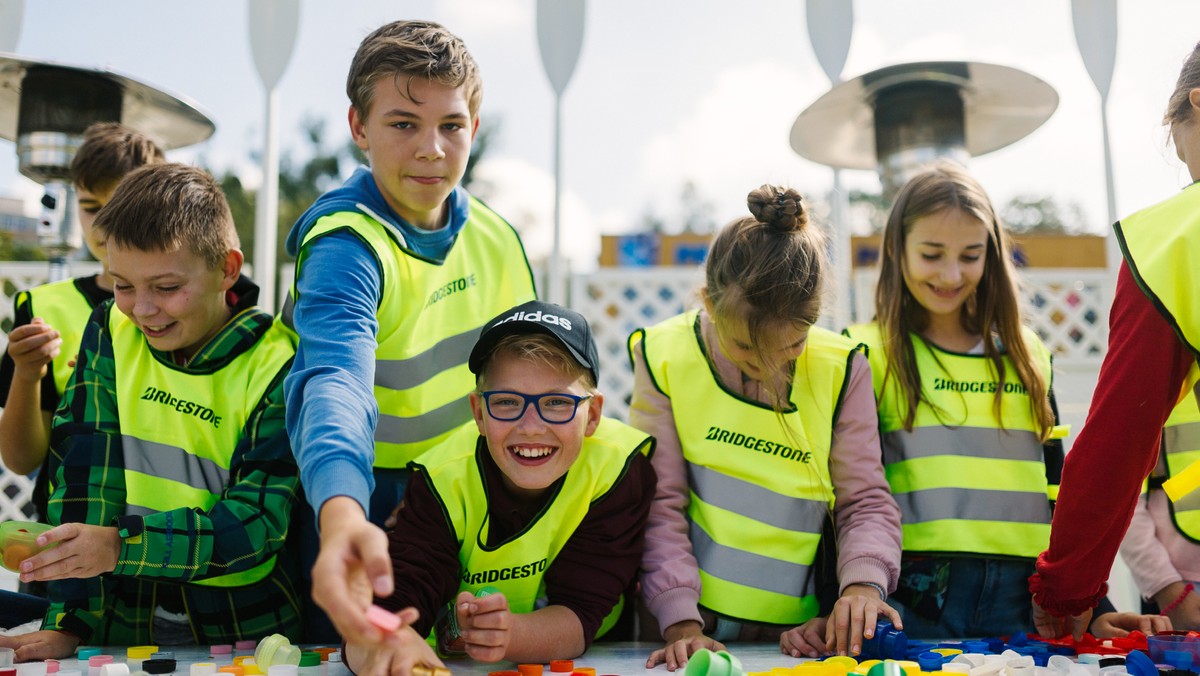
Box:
[1031,263,1194,615]
[379,438,657,648]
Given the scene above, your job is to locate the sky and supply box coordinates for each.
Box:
[1,0,1198,272]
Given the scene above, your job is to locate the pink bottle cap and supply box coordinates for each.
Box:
[211,645,233,656]
[235,641,256,651]
[89,657,114,667]
[365,604,401,632]
[46,660,60,674]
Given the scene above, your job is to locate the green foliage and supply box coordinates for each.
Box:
[0,231,49,262]
[1000,195,1087,234]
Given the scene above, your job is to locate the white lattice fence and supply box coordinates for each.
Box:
[569,267,705,422]
[852,268,1110,364]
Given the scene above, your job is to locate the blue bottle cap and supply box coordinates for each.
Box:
[1030,653,1051,667]
[1123,649,1157,676]
[963,641,989,654]
[917,652,944,672]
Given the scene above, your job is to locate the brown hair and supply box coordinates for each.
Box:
[1165,41,1200,131]
[705,185,826,383]
[479,333,596,391]
[70,122,165,194]
[346,20,482,119]
[93,163,238,270]
[874,162,1054,438]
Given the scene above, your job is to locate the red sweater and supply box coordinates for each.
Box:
[1031,263,1194,615]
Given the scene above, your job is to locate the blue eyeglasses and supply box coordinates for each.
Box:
[478,390,594,424]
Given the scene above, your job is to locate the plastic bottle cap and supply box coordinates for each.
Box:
[217,668,244,676]
[273,647,301,669]
[191,664,218,676]
[76,651,101,661]
[571,670,595,676]
[46,661,60,675]
[235,642,256,652]
[327,653,341,664]
[298,655,320,669]
[88,658,113,667]
[232,659,250,667]
[310,649,336,663]
[141,660,175,675]
[549,662,574,673]
[127,649,158,661]
[266,668,296,676]
[211,647,233,657]
[149,655,173,662]
[517,666,544,676]
[99,665,130,676]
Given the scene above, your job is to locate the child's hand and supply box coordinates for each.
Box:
[6,318,61,382]
[1155,581,1200,631]
[781,616,828,658]
[646,620,727,671]
[0,629,80,661]
[456,589,513,662]
[19,523,120,582]
[1091,611,1172,638]
[826,584,903,657]
[344,625,444,676]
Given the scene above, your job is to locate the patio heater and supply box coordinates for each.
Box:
[789,61,1058,201]
[0,54,215,281]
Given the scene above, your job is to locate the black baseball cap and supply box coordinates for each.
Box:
[469,300,600,384]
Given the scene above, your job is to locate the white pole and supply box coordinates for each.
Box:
[549,95,565,304]
[255,87,281,311]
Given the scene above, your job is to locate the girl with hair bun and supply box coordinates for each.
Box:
[630,185,902,669]
[844,162,1065,638]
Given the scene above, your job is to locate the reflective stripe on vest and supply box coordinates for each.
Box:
[635,311,851,625]
[1161,375,1200,541]
[111,306,295,587]
[845,322,1053,558]
[417,417,652,638]
[291,198,536,467]
[20,279,96,396]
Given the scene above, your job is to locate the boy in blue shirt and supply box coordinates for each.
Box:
[282,19,535,643]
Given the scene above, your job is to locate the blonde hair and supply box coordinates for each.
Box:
[478,333,596,391]
[874,162,1054,439]
[347,20,482,119]
[93,163,238,270]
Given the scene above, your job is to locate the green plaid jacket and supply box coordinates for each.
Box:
[42,291,303,645]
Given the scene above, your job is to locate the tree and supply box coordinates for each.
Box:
[1000,195,1088,234]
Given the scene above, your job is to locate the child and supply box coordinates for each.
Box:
[281,19,536,643]
[630,185,902,670]
[844,162,1063,638]
[0,163,302,659]
[0,122,164,513]
[346,300,656,673]
[1033,40,1200,638]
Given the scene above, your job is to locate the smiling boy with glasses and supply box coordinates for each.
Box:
[344,301,656,673]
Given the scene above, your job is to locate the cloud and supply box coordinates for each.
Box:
[470,155,615,274]
[636,60,848,231]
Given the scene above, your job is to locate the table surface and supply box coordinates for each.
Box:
[32,643,812,676]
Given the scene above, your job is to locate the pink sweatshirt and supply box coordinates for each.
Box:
[1118,452,1200,600]
[630,311,902,633]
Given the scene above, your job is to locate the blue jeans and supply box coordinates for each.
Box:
[893,557,1036,639]
[297,468,412,643]
[0,589,50,630]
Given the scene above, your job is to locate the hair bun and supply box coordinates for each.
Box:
[747,184,807,232]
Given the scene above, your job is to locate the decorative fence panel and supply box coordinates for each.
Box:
[0,262,1111,525]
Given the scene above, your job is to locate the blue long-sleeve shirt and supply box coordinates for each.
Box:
[283,167,470,518]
